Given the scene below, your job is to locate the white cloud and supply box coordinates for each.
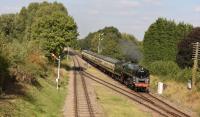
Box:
[88,10,99,15]
[118,11,137,16]
[144,0,162,5]
[118,0,141,8]
[141,16,152,22]
[194,5,200,12]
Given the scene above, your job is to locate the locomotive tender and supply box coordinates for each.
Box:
[81,50,150,92]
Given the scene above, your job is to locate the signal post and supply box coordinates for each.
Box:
[192,42,200,90]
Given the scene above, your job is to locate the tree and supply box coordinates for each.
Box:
[143,18,192,63]
[0,1,78,90]
[14,7,28,40]
[80,27,123,59]
[23,2,78,56]
[0,14,16,39]
[80,26,142,62]
[121,33,138,44]
[31,11,78,56]
[177,27,200,68]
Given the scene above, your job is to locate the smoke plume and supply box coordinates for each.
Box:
[119,40,143,63]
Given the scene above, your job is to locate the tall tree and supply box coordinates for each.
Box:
[31,11,78,56]
[0,14,16,39]
[14,7,28,40]
[143,18,192,63]
[0,1,78,93]
[177,27,200,68]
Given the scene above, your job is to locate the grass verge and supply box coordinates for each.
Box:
[150,75,200,116]
[0,58,70,117]
[95,85,152,117]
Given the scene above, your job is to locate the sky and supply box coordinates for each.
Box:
[0,0,200,40]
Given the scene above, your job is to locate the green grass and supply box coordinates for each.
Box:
[0,58,70,117]
[14,77,68,117]
[95,86,152,117]
[150,75,200,116]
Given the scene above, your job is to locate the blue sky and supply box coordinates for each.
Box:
[0,0,200,40]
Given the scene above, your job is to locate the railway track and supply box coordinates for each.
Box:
[72,52,191,117]
[72,55,95,117]
[83,71,190,117]
[140,93,190,117]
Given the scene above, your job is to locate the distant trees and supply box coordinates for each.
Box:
[79,26,123,59]
[79,26,142,62]
[143,18,192,63]
[177,27,200,68]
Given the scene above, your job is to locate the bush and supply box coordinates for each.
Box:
[175,68,192,82]
[0,54,9,91]
[147,60,194,83]
[2,40,48,84]
[148,61,180,76]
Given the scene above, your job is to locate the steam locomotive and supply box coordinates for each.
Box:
[81,50,150,92]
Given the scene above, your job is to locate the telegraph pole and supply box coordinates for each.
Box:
[192,42,200,89]
[98,33,104,53]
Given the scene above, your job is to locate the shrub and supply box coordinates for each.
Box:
[0,54,9,91]
[148,61,180,77]
[2,40,48,84]
[147,60,194,83]
[175,68,192,82]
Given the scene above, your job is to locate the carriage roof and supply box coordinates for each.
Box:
[82,50,120,64]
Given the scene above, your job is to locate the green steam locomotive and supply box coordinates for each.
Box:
[81,50,150,92]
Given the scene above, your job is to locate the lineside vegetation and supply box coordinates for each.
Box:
[0,2,77,116]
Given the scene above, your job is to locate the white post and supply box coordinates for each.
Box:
[51,53,61,90]
[67,46,69,61]
[187,79,192,90]
[56,56,61,90]
[58,56,60,79]
[158,82,163,95]
[56,78,59,90]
